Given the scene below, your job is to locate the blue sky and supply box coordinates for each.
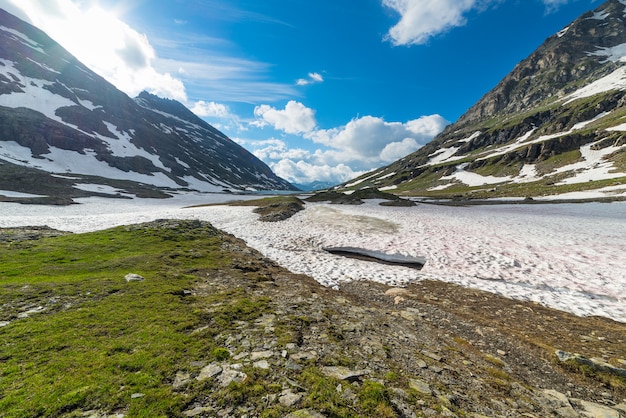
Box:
[0,0,601,185]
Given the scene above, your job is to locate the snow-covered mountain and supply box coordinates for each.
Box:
[343,0,626,201]
[0,9,296,204]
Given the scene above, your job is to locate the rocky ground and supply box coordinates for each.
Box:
[175,242,626,417]
[2,219,625,417]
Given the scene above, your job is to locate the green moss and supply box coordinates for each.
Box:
[0,220,264,417]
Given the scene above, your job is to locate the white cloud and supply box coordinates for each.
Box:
[309,114,448,163]
[297,72,324,86]
[383,0,571,45]
[271,159,360,185]
[380,138,420,161]
[239,113,448,184]
[191,101,231,118]
[1,0,188,101]
[253,101,317,134]
[383,0,489,45]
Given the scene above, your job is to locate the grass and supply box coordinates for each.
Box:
[0,220,238,417]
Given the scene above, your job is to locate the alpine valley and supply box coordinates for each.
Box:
[342,0,626,202]
[0,9,296,205]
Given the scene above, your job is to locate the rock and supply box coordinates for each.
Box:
[253,360,270,369]
[542,389,570,406]
[399,309,422,321]
[555,350,626,378]
[284,409,325,418]
[250,350,273,360]
[391,396,417,418]
[421,350,443,362]
[613,404,626,415]
[196,363,222,381]
[124,273,145,282]
[408,378,431,395]
[279,389,303,407]
[291,351,318,362]
[320,366,370,382]
[217,367,247,387]
[173,371,191,389]
[385,287,411,296]
[130,393,144,399]
[183,406,213,417]
[571,399,620,418]
[415,359,428,369]
[541,389,577,417]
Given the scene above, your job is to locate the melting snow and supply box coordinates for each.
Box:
[0,25,45,53]
[0,59,77,124]
[0,190,46,198]
[554,141,625,185]
[590,42,626,63]
[1,196,624,322]
[564,66,626,104]
[441,163,511,187]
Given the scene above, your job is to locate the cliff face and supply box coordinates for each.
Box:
[343,0,626,200]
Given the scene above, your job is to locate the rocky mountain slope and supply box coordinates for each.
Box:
[343,0,626,201]
[0,9,295,204]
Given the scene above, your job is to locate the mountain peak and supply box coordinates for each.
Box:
[0,10,296,202]
[340,0,626,201]
[456,0,626,128]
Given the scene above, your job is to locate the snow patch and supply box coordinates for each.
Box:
[564,66,626,104]
[2,197,624,322]
[0,25,45,53]
[589,43,626,63]
[0,140,181,188]
[73,183,134,197]
[441,163,511,187]
[554,141,626,184]
[0,190,46,198]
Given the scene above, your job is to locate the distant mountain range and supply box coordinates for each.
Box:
[0,8,296,204]
[342,0,626,201]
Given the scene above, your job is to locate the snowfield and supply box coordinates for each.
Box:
[1,194,625,323]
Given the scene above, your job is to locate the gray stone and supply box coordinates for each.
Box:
[130,393,144,399]
[391,397,417,418]
[415,359,428,369]
[320,366,370,382]
[124,273,145,282]
[409,378,431,395]
[283,410,325,418]
[183,406,213,417]
[291,351,318,362]
[421,350,443,362]
[196,363,222,381]
[253,360,270,369]
[250,350,273,360]
[173,371,191,389]
[279,390,303,407]
[572,399,620,418]
[218,367,247,387]
[542,389,571,406]
[556,350,626,378]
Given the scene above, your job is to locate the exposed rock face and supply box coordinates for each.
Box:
[458,0,626,126]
